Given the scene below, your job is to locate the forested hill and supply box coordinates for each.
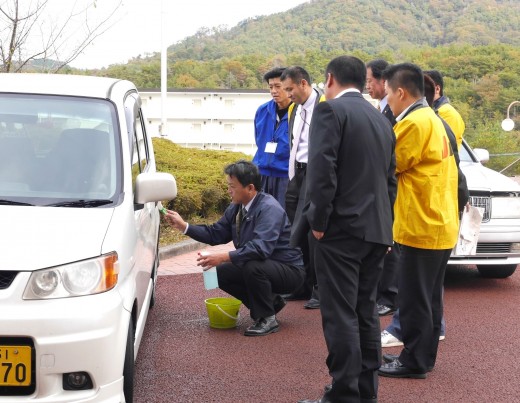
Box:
[169,0,520,61]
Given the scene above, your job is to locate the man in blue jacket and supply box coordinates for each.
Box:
[164,160,304,336]
[252,67,292,207]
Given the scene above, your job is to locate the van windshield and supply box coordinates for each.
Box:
[0,94,120,206]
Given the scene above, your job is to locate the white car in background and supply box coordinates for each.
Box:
[0,74,177,402]
[449,140,520,278]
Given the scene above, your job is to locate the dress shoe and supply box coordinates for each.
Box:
[282,292,310,301]
[298,397,330,403]
[273,294,286,314]
[377,304,395,316]
[299,393,375,403]
[382,353,433,372]
[378,359,427,379]
[303,297,320,309]
[322,384,377,402]
[382,353,399,363]
[244,316,279,336]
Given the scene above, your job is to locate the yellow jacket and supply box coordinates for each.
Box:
[393,106,459,250]
[438,103,465,150]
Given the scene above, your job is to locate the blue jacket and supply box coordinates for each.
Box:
[186,192,303,269]
[252,99,290,178]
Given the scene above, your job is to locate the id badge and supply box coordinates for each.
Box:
[265,142,278,153]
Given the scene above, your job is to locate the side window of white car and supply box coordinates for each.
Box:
[131,109,150,189]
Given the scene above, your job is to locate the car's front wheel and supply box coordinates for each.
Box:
[123,316,135,402]
[477,264,517,278]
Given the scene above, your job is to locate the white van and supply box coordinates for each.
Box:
[0,74,177,402]
[449,140,520,278]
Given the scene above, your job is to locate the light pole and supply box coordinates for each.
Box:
[502,100,519,131]
[160,0,168,137]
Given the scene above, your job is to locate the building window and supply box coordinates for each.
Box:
[225,99,234,108]
[193,99,202,107]
[224,124,233,133]
[192,123,202,132]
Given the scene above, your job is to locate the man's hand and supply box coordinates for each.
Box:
[312,230,324,240]
[197,252,230,270]
[164,210,187,232]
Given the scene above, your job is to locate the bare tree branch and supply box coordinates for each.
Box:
[0,0,123,73]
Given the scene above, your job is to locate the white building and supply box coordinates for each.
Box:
[139,88,377,155]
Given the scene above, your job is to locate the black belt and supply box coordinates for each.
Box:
[295,162,307,169]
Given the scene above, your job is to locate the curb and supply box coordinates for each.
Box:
[159,239,206,260]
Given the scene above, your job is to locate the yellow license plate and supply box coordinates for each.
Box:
[0,345,32,386]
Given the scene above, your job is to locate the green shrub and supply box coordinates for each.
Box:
[153,137,250,218]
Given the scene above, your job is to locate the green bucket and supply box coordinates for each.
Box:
[204,297,241,329]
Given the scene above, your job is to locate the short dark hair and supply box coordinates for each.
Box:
[424,69,444,96]
[263,67,286,83]
[224,160,261,191]
[423,74,436,107]
[366,59,389,80]
[382,63,424,98]
[326,55,366,92]
[280,66,311,85]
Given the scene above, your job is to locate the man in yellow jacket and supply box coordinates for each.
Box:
[425,69,465,150]
[378,63,459,379]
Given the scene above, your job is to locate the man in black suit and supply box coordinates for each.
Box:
[298,56,397,403]
[366,58,397,126]
[366,58,400,318]
[281,66,325,309]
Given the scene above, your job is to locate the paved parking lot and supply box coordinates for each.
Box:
[135,243,520,402]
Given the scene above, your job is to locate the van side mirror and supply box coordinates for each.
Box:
[473,148,490,164]
[135,172,177,204]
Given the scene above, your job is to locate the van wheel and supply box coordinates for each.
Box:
[123,317,135,403]
[477,264,517,278]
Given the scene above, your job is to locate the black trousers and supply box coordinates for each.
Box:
[376,243,401,309]
[311,230,387,403]
[285,166,315,298]
[216,259,304,320]
[397,246,451,372]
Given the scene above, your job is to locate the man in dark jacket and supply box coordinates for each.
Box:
[298,55,397,403]
[164,160,304,336]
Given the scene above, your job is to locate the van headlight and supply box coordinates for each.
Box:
[23,253,119,300]
[491,197,520,219]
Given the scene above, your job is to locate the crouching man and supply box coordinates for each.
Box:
[164,160,304,336]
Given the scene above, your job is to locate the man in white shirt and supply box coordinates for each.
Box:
[281,66,324,308]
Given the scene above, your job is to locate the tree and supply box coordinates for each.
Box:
[0,0,121,73]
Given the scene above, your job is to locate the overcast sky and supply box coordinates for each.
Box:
[68,0,309,69]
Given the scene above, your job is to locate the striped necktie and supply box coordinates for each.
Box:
[236,206,246,240]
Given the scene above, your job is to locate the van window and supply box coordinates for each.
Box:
[131,109,150,186]
[0,94,120,206]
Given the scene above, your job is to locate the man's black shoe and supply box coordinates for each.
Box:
[282,292,310,301]
[382,353,399,363]
[273,294,287,314]
[300,386,376,403]
[303,298,320,309]
[377,304,395,316]
[383,354,433,372]
[244,317,279,336]
[378,359,427,379]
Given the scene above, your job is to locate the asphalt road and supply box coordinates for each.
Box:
[134,265,520,403]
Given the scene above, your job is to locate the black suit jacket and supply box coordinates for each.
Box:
[301,91,397,246]
[382,104,397,126]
